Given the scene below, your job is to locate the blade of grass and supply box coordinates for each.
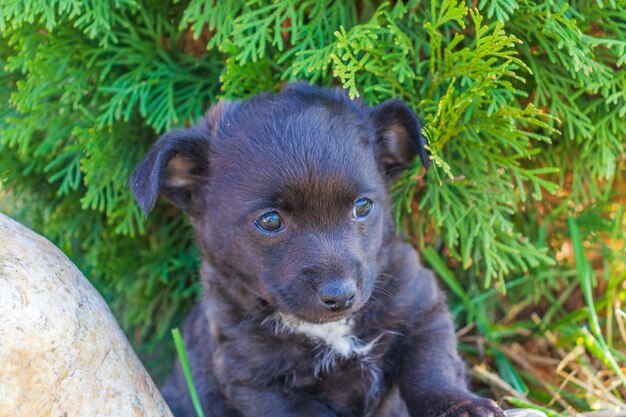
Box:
[423,247,480,318]
[494,350,530,395]
[504,397,568,417]
[567,217,626,389]
[423,247,530,393]
[172,328,206,417]
[567,217,600,334]
[422,246,497,336]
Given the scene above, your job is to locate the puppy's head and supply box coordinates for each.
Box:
[131,83,430,323]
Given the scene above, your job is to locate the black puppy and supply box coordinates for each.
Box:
[131,83,504,417]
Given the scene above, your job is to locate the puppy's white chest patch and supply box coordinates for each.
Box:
[276,313,376,358]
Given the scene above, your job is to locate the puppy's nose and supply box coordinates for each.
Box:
[318,279,357,312]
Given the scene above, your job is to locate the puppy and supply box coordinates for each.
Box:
[131,83,504,417]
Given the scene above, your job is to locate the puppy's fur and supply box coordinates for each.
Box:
[131,83,504,417]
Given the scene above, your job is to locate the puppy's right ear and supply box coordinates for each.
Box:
[130,127,210,216]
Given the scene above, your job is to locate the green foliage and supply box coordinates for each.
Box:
[1,0,624,410]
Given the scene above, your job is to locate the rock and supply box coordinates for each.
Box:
[0,213,173,417]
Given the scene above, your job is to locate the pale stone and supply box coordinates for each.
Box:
[0,213,173,417]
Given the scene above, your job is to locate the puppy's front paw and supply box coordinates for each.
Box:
[408,391,504,417]
[440,394,504,417]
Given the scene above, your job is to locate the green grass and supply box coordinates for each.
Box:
[428,210,626,413]
[172,328,206,417]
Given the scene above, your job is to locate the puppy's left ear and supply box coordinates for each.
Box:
[370,99,431,178]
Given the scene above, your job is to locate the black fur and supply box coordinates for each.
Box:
[131,83,504,417]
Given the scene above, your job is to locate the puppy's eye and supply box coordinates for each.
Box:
[255,211,283,233]
[353,198,374,220]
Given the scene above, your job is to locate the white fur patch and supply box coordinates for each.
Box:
[271,313,378,358]
[263,313,386,380]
